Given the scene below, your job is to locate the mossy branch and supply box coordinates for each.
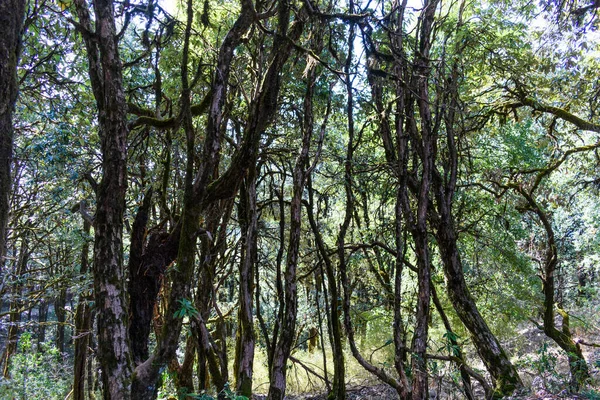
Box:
[127,90,212,129]
[519,97,600,133]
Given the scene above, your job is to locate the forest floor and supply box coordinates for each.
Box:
[254,383,599,399]
[257,383,600,400]
[252,324,600,400]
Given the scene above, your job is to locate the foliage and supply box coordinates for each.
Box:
[1,0,599,398]
[0,333,72,399]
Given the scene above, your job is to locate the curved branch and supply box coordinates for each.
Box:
[516,97,600,133]
[127,90,212,129]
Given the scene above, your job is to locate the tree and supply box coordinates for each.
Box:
[0,0,26,274]
[2,0,599,398]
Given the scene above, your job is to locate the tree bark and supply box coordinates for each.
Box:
[73,0,133,397]
[405,2,441,397]
[267,12,313,397]
[512,185,589,390]
[127,189,157,364]
[1,234,28,377]
[268,75,312,400]
[429,2,522,394]
[433,81,523,396]
[435,212,523,397]
[37,300,48,352]
[55,286,67,354]
[234,168,258,397]
[73,219,93,400]
[0,0,26,269]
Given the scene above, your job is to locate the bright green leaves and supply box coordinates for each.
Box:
[441,330,461,357]
[174,298,200,319]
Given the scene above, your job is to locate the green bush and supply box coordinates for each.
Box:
[0,332,72,399]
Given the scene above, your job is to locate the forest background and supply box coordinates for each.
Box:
[0,0,599,399]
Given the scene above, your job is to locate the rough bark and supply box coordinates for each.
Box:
[127,188,157,364]
[73,219,93,400]
[130,0,200,395]
[131,0,256,395]
[73,0,133,397]
[405,1,441,397]
[433,73,523,398]
[234,168,258,397]
[435,211,522,397]
[0,0,26,269]
[267,52,314,400]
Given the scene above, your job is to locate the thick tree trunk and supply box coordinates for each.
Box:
[131,0,255,394]
[130,1,199,394]
[0,0,25,268]
[74,0,134,396]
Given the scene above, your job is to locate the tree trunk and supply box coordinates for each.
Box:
[37,300,49,352]
[427,2,522,392]
[514,186,589,390]
[131,0,254,395]
[195,203,232,394]
[55,287,67,354]
[0,0,25,268]
[234,168,258,397]
[1,235,28,377]
[73,219,92,400]
[267,92,309,400]
[73,0,134,396]
[267,14,313,397]
[435,215,522,397]
[127,188,159,364]
[431,283,475,400]
[170,334,196,396]
[405,2,441,396]
[333,13,359,400]
[392,190,411,399]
